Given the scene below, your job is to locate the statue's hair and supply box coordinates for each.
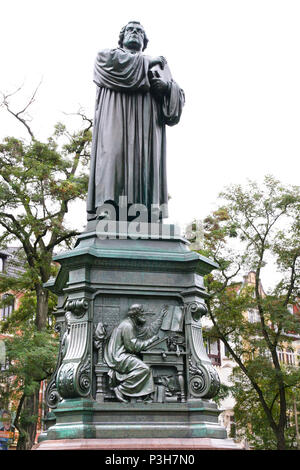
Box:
[118,21,149,51]
[128,304,144,318]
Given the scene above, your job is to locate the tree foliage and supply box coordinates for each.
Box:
[0,87,92,448]
[231,366,300,449]
[190,176,300,450]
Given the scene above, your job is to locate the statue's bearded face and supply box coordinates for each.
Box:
[135,311,147,325]
[123,22,145,51]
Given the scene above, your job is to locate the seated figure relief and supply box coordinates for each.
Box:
[93,302,186,403]
[104,304,164,403]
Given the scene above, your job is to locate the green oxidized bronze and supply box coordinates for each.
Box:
[42,21,228,444]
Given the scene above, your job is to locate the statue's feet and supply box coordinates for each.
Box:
[114,387,129,403]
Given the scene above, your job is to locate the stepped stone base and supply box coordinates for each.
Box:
[33,437,242,450]
[39,228,242,452]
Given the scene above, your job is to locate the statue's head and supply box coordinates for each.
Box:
[118,21,149,52]
[128,303,147,324]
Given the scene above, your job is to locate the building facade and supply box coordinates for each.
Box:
[0,248,26,448]
[205,271,300,447]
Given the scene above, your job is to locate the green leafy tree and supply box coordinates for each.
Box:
[2,316,59,449]
[189,176,300,450]
[231,366,300,449]
[0,87,92,449]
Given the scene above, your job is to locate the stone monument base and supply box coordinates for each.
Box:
[39,226,242,451]
[33,398,243,450]
[33,437,242,450]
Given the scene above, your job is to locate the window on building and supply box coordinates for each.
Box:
[0,257,4,273]
[286,348,295,365]
[0,294,15,321]
[206,338,221,366]
[248,309,260,323]
[277,347,285,364]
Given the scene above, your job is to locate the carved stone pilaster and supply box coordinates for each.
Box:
[55,298,92,399]
[65,298,89,319]
[184,301,220,399]
[45,319,65,409]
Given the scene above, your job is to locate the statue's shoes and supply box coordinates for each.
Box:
[114,387,129,403]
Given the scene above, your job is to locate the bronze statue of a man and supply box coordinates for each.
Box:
[104,304,159,402]
[87,21,185,221]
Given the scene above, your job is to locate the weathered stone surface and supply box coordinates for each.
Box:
[38,228,237,447]
[34,437,242,450]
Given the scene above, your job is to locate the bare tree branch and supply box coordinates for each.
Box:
[0,79,43,140]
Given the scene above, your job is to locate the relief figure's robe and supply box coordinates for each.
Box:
[87,48,185,218]
[104,317,155,397]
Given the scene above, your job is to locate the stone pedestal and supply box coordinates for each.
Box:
[34,437,241,450]
[35,223,240,450]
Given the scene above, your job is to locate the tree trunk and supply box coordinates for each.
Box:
[16,387,40,450]
[15,285,48,449]
[276,428,286,450]
[35,284,49,331]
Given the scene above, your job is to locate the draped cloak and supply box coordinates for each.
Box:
[87,48,185,218]
[104,317,156,397]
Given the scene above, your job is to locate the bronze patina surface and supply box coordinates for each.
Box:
[35,21,241,450]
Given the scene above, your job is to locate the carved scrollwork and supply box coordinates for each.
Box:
[65,298,89,319]
[78,354,91,395]
[188,356,220,399]
[46,379,62,409]
[56,362,76,398]
[185,301,208,322]
[206,363,221,397]
[55,300,92,399]
[184,298,220,400]
[56,355,92,399]
[45,318,66,408]
[54,321,63,335]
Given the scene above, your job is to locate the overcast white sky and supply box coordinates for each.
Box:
[1,0,299,287]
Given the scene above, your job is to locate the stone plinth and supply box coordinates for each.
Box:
[33,437,242,450]
[38,224,239,449]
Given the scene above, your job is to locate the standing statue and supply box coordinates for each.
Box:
[87,21,185,221]
[104,304,159,403]
[93,322,108,363]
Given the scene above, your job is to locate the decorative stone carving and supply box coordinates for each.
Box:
[93,322,108,364]
[104,304,160,403]
[186,301,208,322]
[55,298,92,399]
[65,298,89,319]
[45,316,66,409]
[95,302,189,404]
[46,379,62,409]
[93,322,109,403]
[78,355,91,395]
[188,357,220,399]
[56,362,76,397]
[184,300,220,399]
[38,20,230,445]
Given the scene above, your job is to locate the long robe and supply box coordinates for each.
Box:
[104,317,155,397]
[87,48,185,218]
